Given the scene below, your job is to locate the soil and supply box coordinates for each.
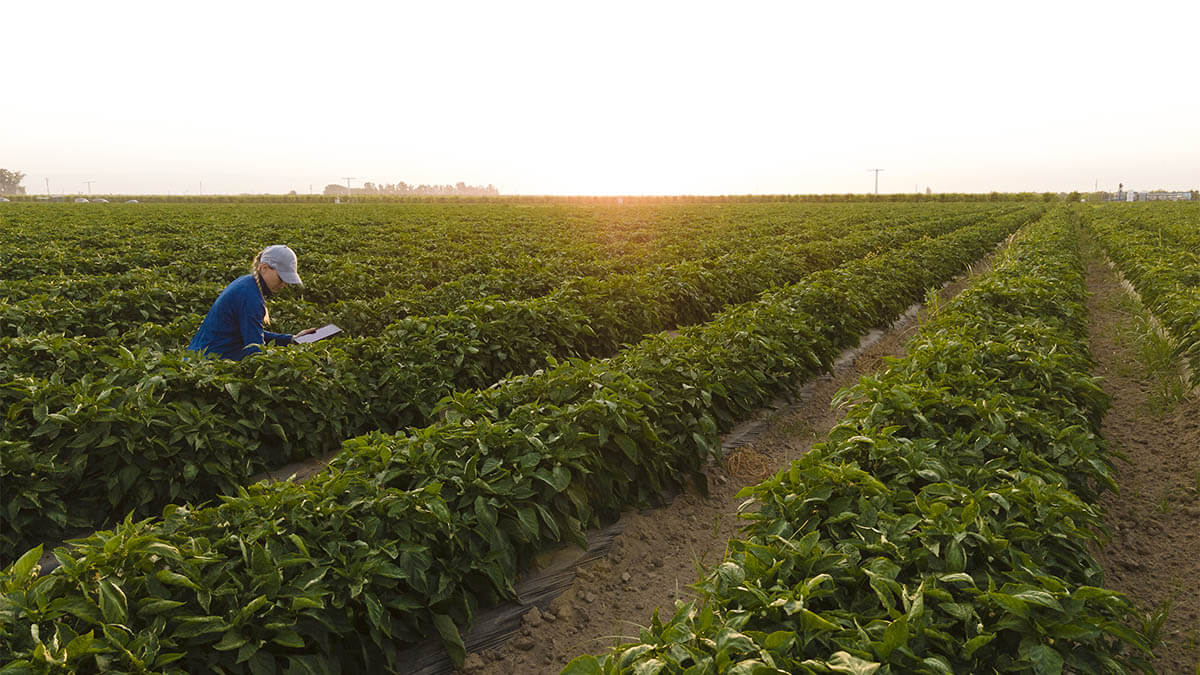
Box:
[460,240,1200,674]
[1083,249,1200,673]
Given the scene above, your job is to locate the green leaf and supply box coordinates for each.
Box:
[532,468,563,493]
[1013,589,1062,611]
[561,654,604,675]
[715,628,755,655]
[287,533,309,557]
[8,545,43,579]
[1025,644,1064,675]
[272,629,305,649]
[714,562,746,595]
[905,587,925,623]
[661,620,695,644]
[945,540,965,572]
[516,506,540,539]
[614,433,639,460]
[171,615,229,639]
[878,615,907,659]
[144,542,181,560]
[364,593,384,629]
[474,496,497,529]
[550,465,572,491]
[988,592,1029,618]
[239,594,270,620]
[921,656,954,674]
[428,498,452,523]
[938,572,974,585]
[616,644,656,669]
[632,659,666,675]
[138,598,186,616]
[799,608,839,633]
[727,660,772,675]
[98,578,127,624]
[290,595,324,611]
[432,613,466,666]
[938,602,974,621]
[49,596,102,623]
[214,630,249,651]
[826,651,880,674]
[963,633,995,658]
[763,630,794,651]
[64,631,94,659]
[0,659,37,675]
[155,570,200,590]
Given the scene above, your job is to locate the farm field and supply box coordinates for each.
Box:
[1,200,1197,672]
[0,201,1034,560]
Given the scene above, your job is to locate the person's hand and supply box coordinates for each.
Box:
[292,328,318,344]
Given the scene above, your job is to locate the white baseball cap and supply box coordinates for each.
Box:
[259,245,303,285]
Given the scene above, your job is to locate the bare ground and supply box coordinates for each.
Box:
[1083,248,1200,673]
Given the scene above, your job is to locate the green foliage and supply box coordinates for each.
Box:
[0,203,1042,560]
[0,204,1035,670]
[1085,202,1200,387]
[578,209,1152,673]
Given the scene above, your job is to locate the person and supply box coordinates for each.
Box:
[188,245,317,360]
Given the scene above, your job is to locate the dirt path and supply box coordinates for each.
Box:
[1083,247,1200,672]
[461,262,989,674]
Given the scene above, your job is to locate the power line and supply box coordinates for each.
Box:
[867,169,884,195]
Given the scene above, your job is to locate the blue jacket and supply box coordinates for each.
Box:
[188,274,293,361]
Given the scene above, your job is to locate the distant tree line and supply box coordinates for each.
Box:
[323,181,499,197]
[0,168,26,195]
[511,192,1067,204]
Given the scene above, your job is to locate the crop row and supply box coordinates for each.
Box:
[0,202,1005,282]
[0,203,610,285]
[0,255,587,340]
[0,210,1021,671]
[1103,202,1200,250]
[568,207,1150,673]
[1084,205,1200,383]
[0,203,1021,340]
[0,204,1024,358]
[0,208,1041,561]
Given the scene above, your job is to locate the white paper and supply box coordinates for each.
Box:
[294,323,342,344]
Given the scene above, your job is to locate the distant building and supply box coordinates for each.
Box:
[1127,191,1193,202]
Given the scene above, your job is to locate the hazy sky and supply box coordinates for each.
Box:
[6,0,1198,196]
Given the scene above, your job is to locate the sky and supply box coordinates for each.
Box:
[5,0,1199,196]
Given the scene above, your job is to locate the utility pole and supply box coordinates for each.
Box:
[199,181,203,196]
[83,181,94,195]
[341,177,356,201]
[867,169,884,195]
[45,178,50,196]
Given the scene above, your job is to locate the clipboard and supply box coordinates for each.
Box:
[294,324,342,344]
